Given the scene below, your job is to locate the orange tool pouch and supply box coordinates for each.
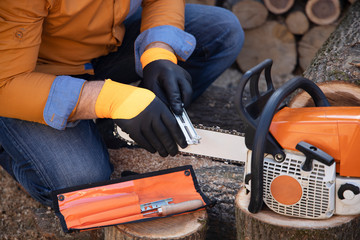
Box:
[52,165,212,233]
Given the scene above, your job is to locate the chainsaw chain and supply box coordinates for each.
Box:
[113,123,245,166]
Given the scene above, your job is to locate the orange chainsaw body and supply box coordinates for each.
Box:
[270,106,360,177]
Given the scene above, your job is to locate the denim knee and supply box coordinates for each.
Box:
[19,158,113,207]
[215,7,245,59]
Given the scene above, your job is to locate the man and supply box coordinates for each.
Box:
[0,1,244,207]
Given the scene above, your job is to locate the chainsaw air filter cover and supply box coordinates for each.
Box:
[263,150,336,219]
[246,150,336,219]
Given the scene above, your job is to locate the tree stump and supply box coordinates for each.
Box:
[291,1,360,107]
[232,0,268,30]
[235,187,360,240]
[236,21,297,76]
[104,210,208,240]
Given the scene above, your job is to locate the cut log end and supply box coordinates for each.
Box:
[235,187,360,240]
[285,11,309,35]
[264,0,295,14]
[232,0,268,30]
[305,0,341,25]
[298,25,336,71]
[104,210,208,240]
[237,21,297,76]
[289,81,360,107]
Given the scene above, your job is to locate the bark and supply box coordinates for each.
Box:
[303,0,360,83]
[298,25,336,71]
[290,1,360,107]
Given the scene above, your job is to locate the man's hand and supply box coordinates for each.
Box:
[142,59,192,115]
[91,79,187,157]
[115,96,187,157]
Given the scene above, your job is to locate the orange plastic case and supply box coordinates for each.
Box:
[52,165,211,233]
[270,106,360,177]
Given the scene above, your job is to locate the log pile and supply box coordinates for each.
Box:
[186,0,355,78]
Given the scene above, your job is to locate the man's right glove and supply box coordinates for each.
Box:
[95,79,187,157]
[140,47,193,115]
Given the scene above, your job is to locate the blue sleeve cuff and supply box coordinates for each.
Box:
[43,76,86,130]
[134,25,196,77]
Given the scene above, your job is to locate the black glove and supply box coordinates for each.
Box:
[114,97,187,157]
[141,60,192,115]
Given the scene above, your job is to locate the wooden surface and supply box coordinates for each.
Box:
[305,0,341,25]
[104,210,207,240]
[298,25,336,71]
[235,187,360,240]
[232,0,268,30]
[289,81,360,107]
[263,0,294,14]
[236,21,296,76]
[285,10,309,35]
[300,0,360,106]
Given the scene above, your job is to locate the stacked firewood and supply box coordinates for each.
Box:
[186,0,355,77]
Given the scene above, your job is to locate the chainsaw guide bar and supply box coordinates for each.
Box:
[113,123,246,165]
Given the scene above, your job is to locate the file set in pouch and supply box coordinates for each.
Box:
[52,165,212,232]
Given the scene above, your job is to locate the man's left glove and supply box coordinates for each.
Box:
[140,48,192,115]
[95,79,187,157]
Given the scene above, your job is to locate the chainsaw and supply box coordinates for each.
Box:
[115,59,360,219]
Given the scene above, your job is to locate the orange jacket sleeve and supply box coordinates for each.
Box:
[0,0,56,125]
[134,0,196,76]
[141,0,185,32]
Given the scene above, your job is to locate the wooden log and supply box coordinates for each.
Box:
[235,187,360,240]
[298,25,336,71]
[289,81,360,107]
[236,21,297,76]
[305,0,341,25]
[104,210,207,240]
[232,0,268,30]
[291,0,360,107]
[263,0,295,14]
[285,2,310,35]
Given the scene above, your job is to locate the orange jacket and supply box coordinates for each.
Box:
[0,0,194,129]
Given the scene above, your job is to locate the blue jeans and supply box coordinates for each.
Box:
[0,4,244,207]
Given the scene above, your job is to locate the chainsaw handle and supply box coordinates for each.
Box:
[248,76,330,213]
[234,58,275,129]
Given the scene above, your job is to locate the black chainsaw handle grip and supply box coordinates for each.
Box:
[248,76,330,213]
[234,58,274,129]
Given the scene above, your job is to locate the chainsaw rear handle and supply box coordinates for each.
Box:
[234,59,284,158]
[248,76,330,213]
[234,58,274,129]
